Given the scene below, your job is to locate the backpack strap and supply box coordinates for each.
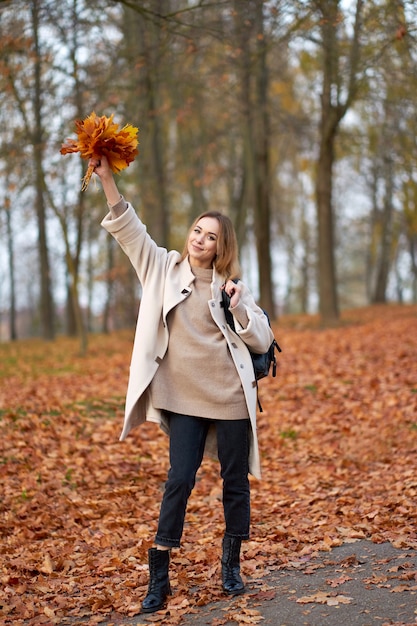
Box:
[221,282,264,411]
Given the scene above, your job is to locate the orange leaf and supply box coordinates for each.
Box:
[60,111,139,190]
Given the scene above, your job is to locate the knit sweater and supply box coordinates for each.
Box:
[151,265,249,420]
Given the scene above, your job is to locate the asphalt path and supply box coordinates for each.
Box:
[179,540,417,626]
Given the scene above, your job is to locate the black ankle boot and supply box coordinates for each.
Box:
[221,537,245,595]
[141,548,171,613]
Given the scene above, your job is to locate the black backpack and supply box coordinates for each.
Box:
[221,284,281,410]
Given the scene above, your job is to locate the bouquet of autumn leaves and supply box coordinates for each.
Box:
[60,112,139,190]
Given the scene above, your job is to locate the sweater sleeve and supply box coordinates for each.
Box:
[229,301,249,328]
[108,195,129,218]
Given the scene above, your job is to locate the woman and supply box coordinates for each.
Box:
[90,156,274,613]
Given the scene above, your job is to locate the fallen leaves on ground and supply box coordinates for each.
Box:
[0,305,416,624]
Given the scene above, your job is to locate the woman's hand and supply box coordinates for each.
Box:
[224,280,241,308]
[88,155,112,180]
[88,156,121,206]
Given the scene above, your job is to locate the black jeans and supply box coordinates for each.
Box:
[155,412,250,548]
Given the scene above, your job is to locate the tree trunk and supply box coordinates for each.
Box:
[122,3,169,246]
[315,0,340,326]
[409,237,417,303]
[65,0,87,345]
[314,0,364,326]
[5,194,17,340]
[372,155,394,303]
[316,115,339,324]
[102,236,115,334]
[253,0,275,316]
[239,0,275,316]
[300,212,311,314]
[31,0,54,340]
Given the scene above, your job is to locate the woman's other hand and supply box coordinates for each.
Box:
[224,280,241,308]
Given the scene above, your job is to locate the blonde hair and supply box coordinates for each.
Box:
[181,211,241,279]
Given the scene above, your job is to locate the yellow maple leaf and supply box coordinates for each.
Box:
[60,111,139,190]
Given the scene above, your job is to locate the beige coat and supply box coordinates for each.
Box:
[101,204,274,479]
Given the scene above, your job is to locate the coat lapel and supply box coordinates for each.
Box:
[162,257,196,323]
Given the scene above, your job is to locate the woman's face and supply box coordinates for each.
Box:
[187,216,219,268]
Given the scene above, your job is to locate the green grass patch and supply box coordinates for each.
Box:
[69,398,124,419]
[280,429,298,440]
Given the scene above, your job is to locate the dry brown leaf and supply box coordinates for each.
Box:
[326,574,352,587]
[296,591,353,605]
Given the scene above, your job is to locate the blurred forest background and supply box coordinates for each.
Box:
[1,0,417,350]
